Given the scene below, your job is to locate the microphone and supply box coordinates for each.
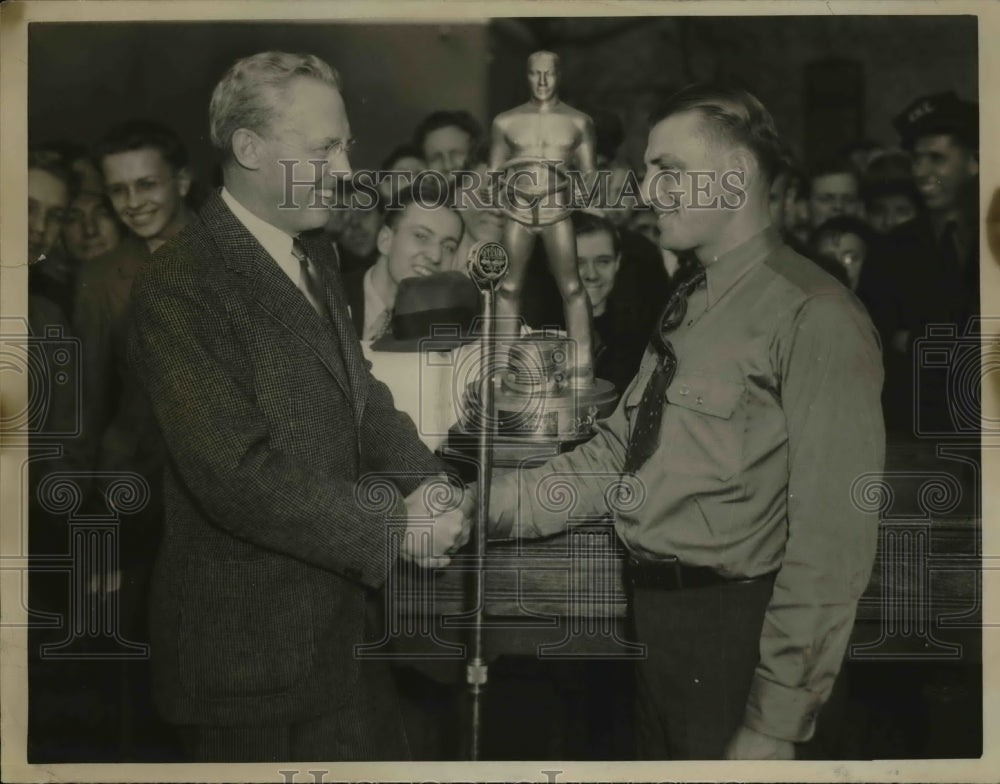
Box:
[466,240,509,291]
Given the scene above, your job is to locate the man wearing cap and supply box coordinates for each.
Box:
[128,51,469,761]
[879,91,979,436]
[342,182,465,341]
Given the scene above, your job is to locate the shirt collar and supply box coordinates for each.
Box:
[362,263,393,338]
[220,187,298,281]
[702,225,783,308]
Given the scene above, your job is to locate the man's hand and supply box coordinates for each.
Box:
[723,725,795,760]
[400,476,472,568]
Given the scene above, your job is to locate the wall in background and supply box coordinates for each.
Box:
[488,16,978,170]
[29,16,977,181]
[29,22,490,180]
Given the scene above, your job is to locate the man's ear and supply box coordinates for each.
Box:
[231,128,263,171]
[175,167,193,199]
[728,148,756,191]
[376,223,394,258]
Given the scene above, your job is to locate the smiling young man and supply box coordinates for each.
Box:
[572,209,668,394]
[76,122,195,456]
[97,121,194,254]
[343,181,463,341]
[475,83,885,760]
[877,91,980,436]
[127,51,467,762]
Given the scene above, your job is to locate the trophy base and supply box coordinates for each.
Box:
[443,332,618,470]
[493,376,617,440]
[447,376,618,469]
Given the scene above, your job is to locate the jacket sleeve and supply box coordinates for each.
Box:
[743,294,885,742]
[128,258,405,589]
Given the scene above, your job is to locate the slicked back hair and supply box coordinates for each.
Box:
[93,119,189,173]
[209,51,341,155]
[650,83,786,187]
[383,177,461,235]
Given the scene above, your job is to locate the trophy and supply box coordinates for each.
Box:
[488,50,603,389]
[451,239,617,467]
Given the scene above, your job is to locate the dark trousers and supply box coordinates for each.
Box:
[631,573,776,760]
[177,657,409,762]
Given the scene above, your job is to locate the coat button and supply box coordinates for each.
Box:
[678,386,689,396]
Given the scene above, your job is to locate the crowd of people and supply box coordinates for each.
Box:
[28,87,979,451]
[24,47,979,762]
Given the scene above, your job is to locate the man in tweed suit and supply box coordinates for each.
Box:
[128,51,468,762]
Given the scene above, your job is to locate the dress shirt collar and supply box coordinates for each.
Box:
[361,264,393,340]
[220,186,298,283]
[702,224,783,308]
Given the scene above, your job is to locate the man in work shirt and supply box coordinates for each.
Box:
[475,83,885,760]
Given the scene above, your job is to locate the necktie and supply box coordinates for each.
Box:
[291,238,330,319]
[622,267,706,474]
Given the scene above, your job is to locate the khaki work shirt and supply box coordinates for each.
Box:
[489,226,886,742]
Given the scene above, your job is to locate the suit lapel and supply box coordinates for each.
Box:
[204,194,354,406]
[301,233,369,422]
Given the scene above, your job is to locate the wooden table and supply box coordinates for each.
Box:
[387,514,981,666]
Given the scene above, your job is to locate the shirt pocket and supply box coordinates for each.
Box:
[661,372,746,482]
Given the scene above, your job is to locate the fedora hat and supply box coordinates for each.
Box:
[370,271,481,352]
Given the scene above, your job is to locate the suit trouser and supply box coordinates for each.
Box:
[631,572,776,760]
[177,655,409,762]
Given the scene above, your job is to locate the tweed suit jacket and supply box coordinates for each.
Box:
[128,191,446,726]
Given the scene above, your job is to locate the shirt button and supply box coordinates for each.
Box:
[678,386,689,396]
[696,396,703,405]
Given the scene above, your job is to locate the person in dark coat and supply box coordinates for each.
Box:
[128,50,469,762]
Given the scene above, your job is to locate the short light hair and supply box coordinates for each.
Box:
[209,51,341,153]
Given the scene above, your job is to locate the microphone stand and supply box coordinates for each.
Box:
[465,240,509,761]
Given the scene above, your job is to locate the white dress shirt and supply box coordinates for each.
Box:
[220,187,308,294]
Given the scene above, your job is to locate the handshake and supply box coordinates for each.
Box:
[399,475,479,569]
